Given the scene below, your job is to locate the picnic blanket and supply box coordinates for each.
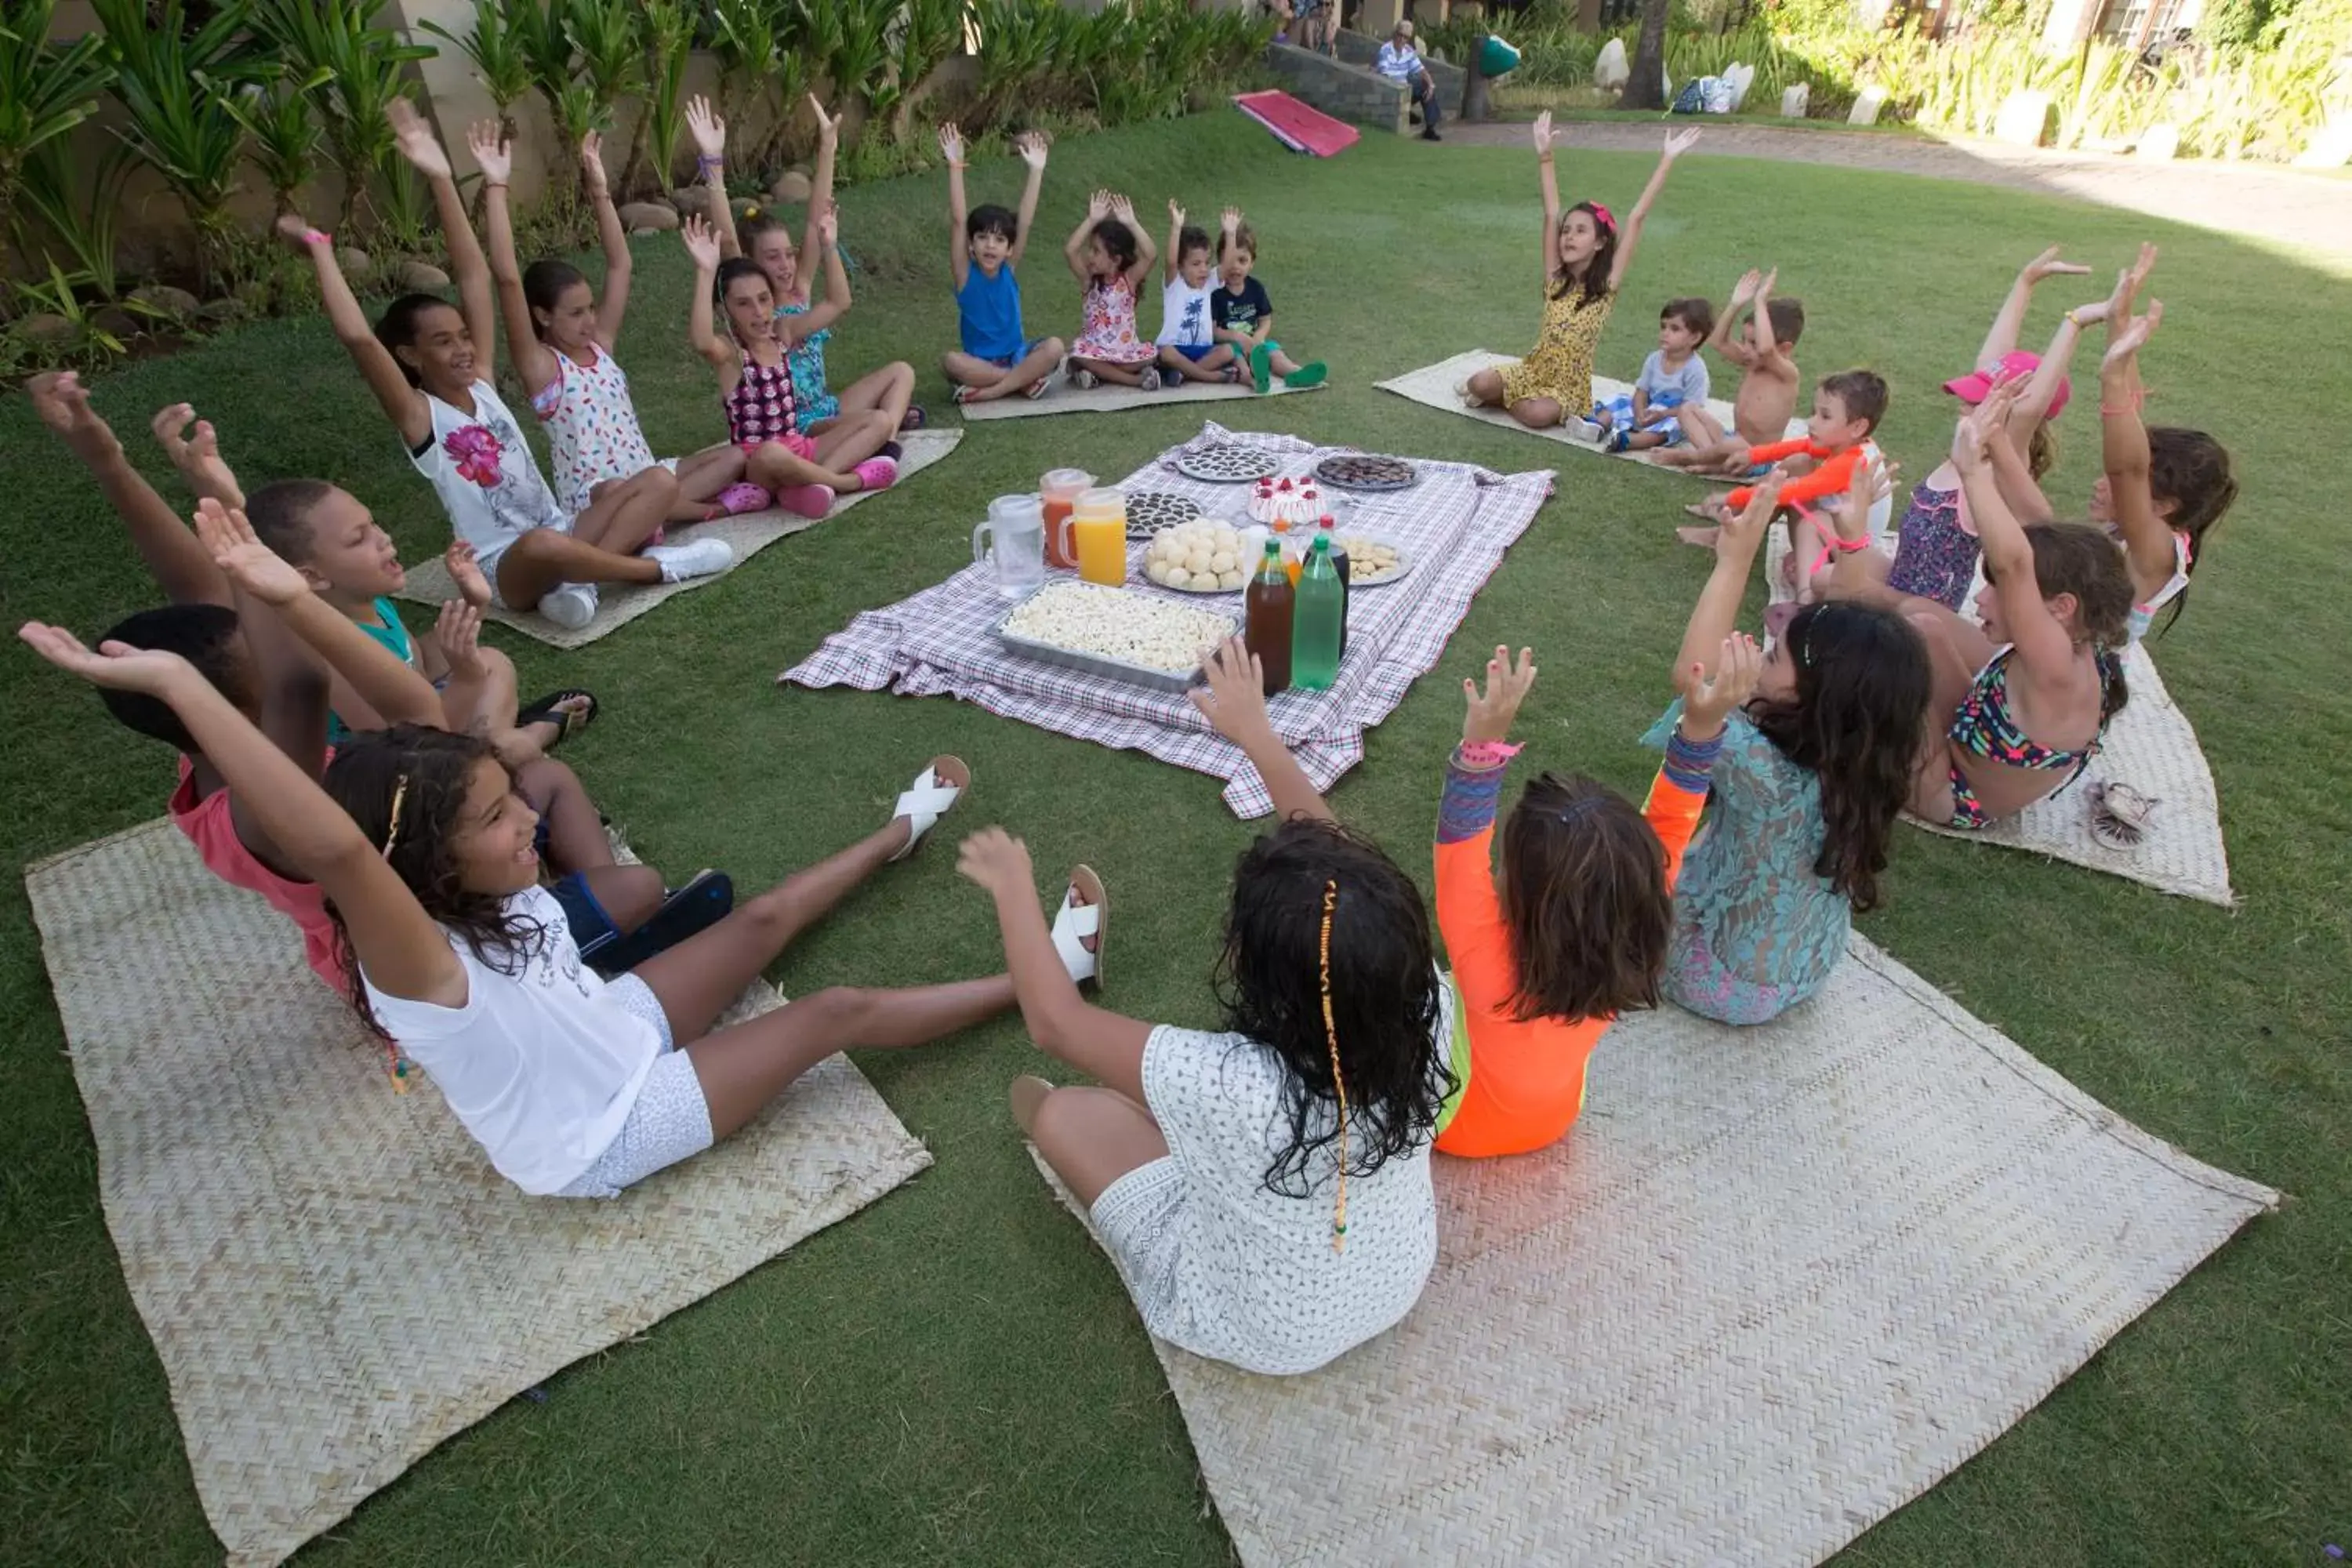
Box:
[1031,932,2277,1566]
[25,818,931,1567]
[957,376,1323,422]
[1378,350,1807,466]
[783,422,1553,817]
[394,429,962,648]
[1233,89,1361,157]
[1761,528,2234,905]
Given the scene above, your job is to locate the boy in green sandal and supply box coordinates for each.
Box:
[1212,209,1328,394]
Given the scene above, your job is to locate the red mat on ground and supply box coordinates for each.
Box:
[1232,91,1360,157]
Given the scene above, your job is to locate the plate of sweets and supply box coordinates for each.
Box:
[1143,519,1251,593]
[1314,453,1418,492]
[1122,490,1203,539]
[1171,442,1281,484]
[1331,535,1413,586]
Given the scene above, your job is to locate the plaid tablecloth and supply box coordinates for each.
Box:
[782,423,1555,817]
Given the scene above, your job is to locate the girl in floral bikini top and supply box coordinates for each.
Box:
[1824,383,2134,832]
[681,215,904,521]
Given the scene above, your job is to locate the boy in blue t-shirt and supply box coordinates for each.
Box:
[940,123,1066,405]
[1592,296,1716,453]
[1210,209,1328,394]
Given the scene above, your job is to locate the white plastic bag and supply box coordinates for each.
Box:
[1722,60,1755,111]
[1594,37,1628,91]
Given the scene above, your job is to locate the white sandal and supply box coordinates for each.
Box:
[1051,865,1107,988]
[887,756,970,862]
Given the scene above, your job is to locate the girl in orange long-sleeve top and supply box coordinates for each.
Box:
[1431,637,1757,1160]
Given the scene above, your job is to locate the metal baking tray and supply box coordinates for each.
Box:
[993,586,1236,692]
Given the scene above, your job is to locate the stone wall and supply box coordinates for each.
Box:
[1262,38,1472,134]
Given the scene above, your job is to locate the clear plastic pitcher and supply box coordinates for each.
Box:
[973,494,1047,599]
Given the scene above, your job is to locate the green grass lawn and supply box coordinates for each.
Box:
[3,113,2347,1566]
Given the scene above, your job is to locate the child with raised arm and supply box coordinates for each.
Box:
[1651,477,1932,1024]
[149,400,589,757]
[1823,390,2132,833]
[1212,209,1327,393]
[1590,296,1712,454]
[287,105,726,630]
[1064,190,1161,390]
[939,124,1065,405]
[474,120,753,534]
[1653,267,1805,473]
[689,94,921,436]
[24,614,1032,1196]
[682,214,903,514]
[1431,639,1749,1158]
[1464,116,1701,430]
[1155,201,1240,386]
[965,638,1453,1376]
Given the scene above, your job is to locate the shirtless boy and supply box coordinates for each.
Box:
[1653,267,1803,477]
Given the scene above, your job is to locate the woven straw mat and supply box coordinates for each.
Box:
[1759,526,2235,906]
[395,427,961,648]
[24,819,932,1568]
[1376,350,1806,466]
[1033,935,2274,1568]
[956,373,1323,420]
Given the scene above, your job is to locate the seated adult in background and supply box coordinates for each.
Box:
[1377,21,1443,142]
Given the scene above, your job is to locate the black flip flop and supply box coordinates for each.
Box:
[581,869,735,977]
[517,689,599,750]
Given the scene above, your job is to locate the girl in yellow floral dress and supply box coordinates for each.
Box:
[1466,117,1704,430]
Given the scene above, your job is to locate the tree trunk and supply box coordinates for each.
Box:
[1621,0,1672,111]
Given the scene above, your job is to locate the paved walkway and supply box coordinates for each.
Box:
[1439,120,2352,263]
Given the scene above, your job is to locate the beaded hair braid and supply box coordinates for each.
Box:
[376,772,419,1093]
[1319,880,1348,1254]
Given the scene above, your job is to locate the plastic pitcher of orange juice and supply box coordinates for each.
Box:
[1040,468,1093,568]
[1069,488,1129,586]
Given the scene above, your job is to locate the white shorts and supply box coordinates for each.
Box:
[555,974,716,1198]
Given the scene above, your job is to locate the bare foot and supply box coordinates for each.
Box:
[1675,525,1721,548]
[1009,1073,1054,1134]
[1684,499,1731,522]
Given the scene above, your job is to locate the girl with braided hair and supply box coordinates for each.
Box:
[958,638,1454,1375]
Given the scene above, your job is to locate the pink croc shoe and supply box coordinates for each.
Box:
[852,456,899,492]
[775,483,836,518]
[710,481,771,517]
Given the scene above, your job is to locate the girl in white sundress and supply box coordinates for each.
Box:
[959,639,1456,1376]
[291,103,732,630]
[474,121,768,533]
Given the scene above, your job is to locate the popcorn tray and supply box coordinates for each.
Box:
[993,583,1236,693]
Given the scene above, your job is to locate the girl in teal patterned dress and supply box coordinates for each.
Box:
[1644,479,1933,1024]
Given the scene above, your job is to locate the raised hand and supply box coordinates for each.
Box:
[579,130,608,196]
[1719,475,1781,560]
[151,403,238,499]
[686,95,726,159]
[1188,635,1275,743]
[1663,125,1703,158]
[2018,245,2090,286]
[1531,109,1555,154]
[387,98,450,179]
[27,370,105,445]
[1085,187,1111,220]
[20,622,196,696]
[681,215,722,271]
[938,122,966,165]
[808,94,840,149]
[1952,380,2019,474]
[1461,644,1537,745]
[1108,193,1138,226]
[444,539,492,608]
[466,122,511,186]
[192,499,309,606]
[1168,198,1186,227]
[1220,205,1242,232]
[2066,297,2113,331]
[2101,298,2163,372]
[1758,266,1778,297]
[816,200,838,249]
[954,826,1034,896]
[2103,241,2158,339]
[1015,129,1049,169]
[1679,633,1762,737]
[1820,452,1883,543]
[1729,267,1762,304]
[433,599,485,681]
[275,211,323,248]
